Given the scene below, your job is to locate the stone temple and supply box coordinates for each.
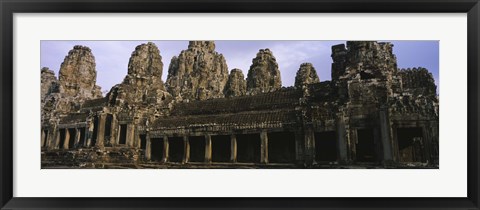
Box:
[41,41,439,169]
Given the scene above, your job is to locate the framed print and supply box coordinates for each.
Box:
[1,0,479,209]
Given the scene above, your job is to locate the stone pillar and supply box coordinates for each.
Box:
[41,130,46,148]
[304,127,315,165]
[230,134,237,163]
[86,120,94,147]
[135,130,141,148]
[55,129,61,149]
[260,130,269,164]
[96,114,106,148]
[337,116,348,163]
[379,109,393,164]
[205,134,212,163]
[183,136,190,164]
[145,133,152,160]
[126,124,135,147]
[163,136,169,163]
[46,128,55,150]
[63,129,70,149]
[74,128,81,148]
[110,115,118,146]
[422,125,433,164]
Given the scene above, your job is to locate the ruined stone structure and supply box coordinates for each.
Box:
[246,48,282,95]
[41,41,439,169]
[166,41,229,102]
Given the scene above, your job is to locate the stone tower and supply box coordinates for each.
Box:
[166,41,229,101]
[58,45,102,99]
[294,63,320,88]
[224,68,247,98]
[246,48,282,95]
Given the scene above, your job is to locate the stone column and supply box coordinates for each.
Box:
[74,128,81,148]
[63,129,70,149]
[379,109,393,163]
[110,115,118,146]
[55,129,61,149]
[145,133,152,161]
[96,114,106,148]
[205,134,212,163]
[304,127,315,165]
[260,130,269,164]
[126,124,135,147]
[230,134,237,163]
[45,128,53,149]
[41,130,46,148]
[183,136,190,164]
[337,116,348,163]
[162,136,169,163]
[135,130,141,148]
[86,120,94,147]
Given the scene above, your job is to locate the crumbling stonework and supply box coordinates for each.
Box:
[398,67,437,97]
[41,41,439,169]
[41,67,59,103]
[294,63,320,88]
[246,49,282,95]
[58,45,102,99]
[224,68,247,98]
[166,41,229,101]
[107,42,172,111]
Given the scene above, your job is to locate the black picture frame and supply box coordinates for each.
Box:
[1,0,479,209]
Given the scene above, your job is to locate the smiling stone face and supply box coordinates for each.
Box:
[166,41,229,101]
[246,48,282,95]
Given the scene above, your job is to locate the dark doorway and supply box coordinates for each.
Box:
[189,136,205,162]
[91,116,99,147]
[58,129,66,149]
[104,114,113,140]
[268,132,296,163]
[315,131,337,162]
[43,130,49,148]
[397,127,424,162]
[236,134,261,163]
[67,128,76,149]
[119,124,127,145]
[78,127,86,148]
[168,137,184,163]
[150,138,164,161]
[211,135,231,162]
[140,134,147,150]
[356,128,376,162]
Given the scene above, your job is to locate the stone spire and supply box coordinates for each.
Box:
[246,48,282,95]
[41,67,59,102]
[166,41,229,101]
[294,63,320,88]
[331,41,397,81]
[107,42,171,107]
[224,68,247,98]
[58,45,102,99]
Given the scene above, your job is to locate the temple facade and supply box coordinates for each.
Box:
[41,41,439,169]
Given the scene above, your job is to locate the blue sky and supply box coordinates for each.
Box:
[41,41,439,95]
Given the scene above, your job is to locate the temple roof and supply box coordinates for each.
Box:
[151,109,297,129]
[171,87,302,116]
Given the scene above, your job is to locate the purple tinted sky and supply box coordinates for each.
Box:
[41,41,439,95]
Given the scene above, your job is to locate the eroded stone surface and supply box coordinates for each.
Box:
[41,41,439,169]
[246,49,281,95]
[294,63,320,88]
[41,67,59,102]
[224,68,247,98]
[107,42,172,110]
[398,67,437,97]
[166,41,229,101]
[58,45,102,99]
